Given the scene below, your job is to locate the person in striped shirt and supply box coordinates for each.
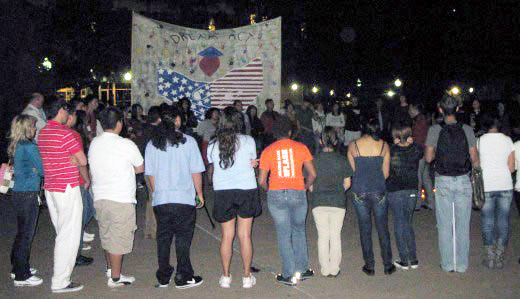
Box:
[37,99,87,294]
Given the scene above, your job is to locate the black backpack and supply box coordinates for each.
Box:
[434,123,471,176]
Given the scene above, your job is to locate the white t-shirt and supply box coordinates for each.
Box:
[478,133,514,192]
[88,132,144,203]
[325,113,345,128]
[207,134,257,191]
[514,141,520,191]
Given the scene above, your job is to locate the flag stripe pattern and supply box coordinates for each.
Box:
[157,58,263,121]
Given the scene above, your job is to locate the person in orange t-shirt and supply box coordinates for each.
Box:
[258,116,317,285]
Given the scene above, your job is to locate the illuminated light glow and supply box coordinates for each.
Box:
[42,57,52,70]
[394,79,402,87]
[356,78,362,88]
[291,83,299,91]
[346,92,351,98]
[250,14,256,25]
[329,89,335,96]
[450,86,460,95]
[312,86,319,94]
[208,18,216,32]
[469,87,474,93]
[386,90,395,97]
[123,72,132,81]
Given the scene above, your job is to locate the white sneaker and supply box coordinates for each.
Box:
[84,231,95,239]
[107,274,136,288]
[10,267,37,279]
[219,275,232,288]
[83,234,94,242]
[242,274,256,289]
[81,245,92,251]
[14,275,43,287]
[106,268,111,278]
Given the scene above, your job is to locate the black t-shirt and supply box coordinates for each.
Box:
[386,144,423,192]
[310,152,353,209]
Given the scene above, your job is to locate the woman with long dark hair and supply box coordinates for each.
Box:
[207,108,260,289]
[145,107,205,288]
[127,104,147,154]
[347,118,394,276]
[178,98,198,135]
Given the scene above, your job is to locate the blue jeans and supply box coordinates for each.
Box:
[267,190,309,278]
[78,186,95,256]
[481,190,513,247]
[10,192,40,280]
[388,190,418,264]
[351,192,392,269]
[435,175,472,272]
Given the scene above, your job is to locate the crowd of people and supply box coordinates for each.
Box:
[5,90,520,292]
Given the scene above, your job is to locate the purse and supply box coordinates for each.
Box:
[0,160,15,194]
[471,138,485,209]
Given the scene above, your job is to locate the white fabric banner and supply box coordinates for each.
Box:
[131,12,281,119]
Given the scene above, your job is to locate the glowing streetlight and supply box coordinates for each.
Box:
[394,79,402,87]
[450,86,461,95]
[356,78,362,88]
[123,72,132,81]
[386,90,396,97]
[312,86,319,94]
[42,57,53,70]
[329,89,335,96]
[469,87,474,93]
[346,92,351,98]
[208,18,216,32]
[291,83,299,91]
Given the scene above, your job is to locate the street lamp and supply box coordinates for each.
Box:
[42,57,53,70]
[469,87,474,93]
[394,79,402,87]
[123,72,132,81]
[330,89,335,96]
[312,86,319,93]
[291,83,299,91]
[450,86,461,95]
[208,18,216,32]
[386,90,396,97]
[356,78,362,88]
[346,92,351,98]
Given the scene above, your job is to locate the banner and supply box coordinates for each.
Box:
[131,13,282,120]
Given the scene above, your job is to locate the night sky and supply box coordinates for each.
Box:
[1,0,519,160]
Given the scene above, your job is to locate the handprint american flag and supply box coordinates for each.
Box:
[157,57,263,121]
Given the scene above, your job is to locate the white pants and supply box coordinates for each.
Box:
[45,185,83,290]
[312,206,346,276]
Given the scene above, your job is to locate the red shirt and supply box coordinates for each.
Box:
[38,120,82,192]
[259,138,313,190]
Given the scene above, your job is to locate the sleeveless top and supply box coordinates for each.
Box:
[351,141,386,194]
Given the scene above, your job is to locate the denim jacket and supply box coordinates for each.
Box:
[13,141,44,192]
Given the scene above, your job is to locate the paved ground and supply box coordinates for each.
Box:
[1,189,520,299]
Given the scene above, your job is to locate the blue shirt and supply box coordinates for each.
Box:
[13,141,44,192]
[145,134,205,206]
[207,134,257,190]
